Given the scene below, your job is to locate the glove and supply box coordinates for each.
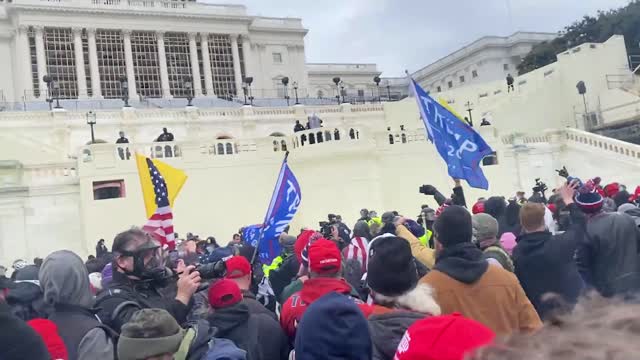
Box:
[556,166,569,178]
[419,185,438,196]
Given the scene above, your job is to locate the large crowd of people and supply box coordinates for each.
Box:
[1,170,640,360]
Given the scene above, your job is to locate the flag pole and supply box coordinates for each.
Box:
[250,151,290,265]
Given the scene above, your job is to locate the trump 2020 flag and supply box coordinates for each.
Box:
[243,224,263,248]
[409,78,494,189]
[258,154,301,263]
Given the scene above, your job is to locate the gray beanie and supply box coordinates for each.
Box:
[472,213,499,242]
[117,309,185,360]
[279,235,297,252]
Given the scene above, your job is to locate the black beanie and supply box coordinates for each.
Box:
[434,205,472,247]
[367,236,418,297]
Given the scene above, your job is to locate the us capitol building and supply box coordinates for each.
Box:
[0,0,638,265]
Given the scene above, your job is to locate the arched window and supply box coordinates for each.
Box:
[388,134,394,144]
[349,128,356,139]
[401,134,407,144]
[317,90,324,99]
[281,140,287,152]
[301,134,307,146]
[317,131,324,143]
[225,143,233,154]
[217,143,224,155]
[334,129,340,140]
[309,133,316,144]
[325,130,332,141]
[273,140,279,152]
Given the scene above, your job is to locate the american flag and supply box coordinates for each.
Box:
[142,158,176,250]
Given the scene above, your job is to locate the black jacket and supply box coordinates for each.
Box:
[0,301,49,360]
[242,290,276,320]
[96,270,190,333]
[207,302,289,360]
[269,254,299,304]
[513,204,585,319]
[49,304,115,360]
[5,282,46,321]
[368,311,424,360]
[434,185,467,208]
[577,211,640,297]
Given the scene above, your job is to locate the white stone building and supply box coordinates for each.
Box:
[306,63,382,102]
[0,0,309,104]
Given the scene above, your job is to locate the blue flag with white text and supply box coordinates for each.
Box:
[409,78,493,189]
[258,156,302,263]
[243,224,263,248]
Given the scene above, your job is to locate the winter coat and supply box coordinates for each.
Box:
[396,224,435,269]
[0,301,50,360]
[242,290,276,320]
[513,207,585,320]
[368,283,441,360]
[5,281,46,321]
[207,302,289,360]
[39,250,115,360]
[577,211,640,297]
[420,242,542,336]
[269,254,299,304]
[280,277,369,340]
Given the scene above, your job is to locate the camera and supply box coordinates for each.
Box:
[532,178,548,194]
[193,259,227,279]
[319,221,333,239]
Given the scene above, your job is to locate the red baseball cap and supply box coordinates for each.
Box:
[308,239,342,275]
[394,313,495,360]
[295,230,316,264]
[225,256,251,279]
[208,279,242,309]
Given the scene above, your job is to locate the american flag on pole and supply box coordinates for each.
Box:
[141,158,176,250]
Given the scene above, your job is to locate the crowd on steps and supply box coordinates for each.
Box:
[0,169,639,360]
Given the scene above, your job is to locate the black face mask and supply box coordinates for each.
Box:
[119,242,169,286]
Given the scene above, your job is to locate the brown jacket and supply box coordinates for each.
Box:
[421,264,542,336]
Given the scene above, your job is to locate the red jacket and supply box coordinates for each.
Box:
[280,277,370,339]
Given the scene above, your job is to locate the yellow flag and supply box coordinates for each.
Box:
[135,153,188,219]
[438,98,466,122]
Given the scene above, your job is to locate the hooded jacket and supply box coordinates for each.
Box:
[576,211,640,297]
[280,277,369,340]
[39,250,115,360]
[420,242,541,336]
[207,302,289,360]
[368,283,440,360]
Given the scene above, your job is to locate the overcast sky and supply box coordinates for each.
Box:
[218,0,630,76]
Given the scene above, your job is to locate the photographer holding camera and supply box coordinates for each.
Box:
[529,178,548,204]
[96,229,201,333]
[419,178,467,208]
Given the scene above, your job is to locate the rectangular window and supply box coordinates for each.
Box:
[357,89,365,97]
[436,86,442,92]
[93,179,126,200]
[164,32,192,98]
[447,81,453,89]
[131,31,162,98]
[208,34,236,99]
[272,52,282,64]
[196,40,206,95]
[472,70,478,78]
[44,27,78,99]
[238,38,246,80]
[96,30,126,99]
[503,63,509,70]
[459,75,465,83]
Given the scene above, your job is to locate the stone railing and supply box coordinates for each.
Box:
[289,128,362,149]
[565,128,640,161]
[22,162,78,186]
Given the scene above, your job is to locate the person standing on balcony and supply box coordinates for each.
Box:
[116,131,130,160]
[294,120,305,133]
[157,128,174,142]
[506,74,515,93]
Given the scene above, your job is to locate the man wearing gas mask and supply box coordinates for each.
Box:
[96,229,201,333]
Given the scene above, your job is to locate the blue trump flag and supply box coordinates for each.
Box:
[243,224,263,248]
[409,78,494,189]
[256,153,302,263]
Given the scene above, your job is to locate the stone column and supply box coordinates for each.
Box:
[87,28,102,98]
[17,25,33,100]
[200,33,215,97]
[34,26,48,98]
[156,31,171,98]
[240,34,252,78]
[122,29,138,100]
[72,28,88,99]
[187,32,202,97]
[230,34,243,96]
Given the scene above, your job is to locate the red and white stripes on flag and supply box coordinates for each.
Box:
[142,205,175,250]
[342,236,369,273]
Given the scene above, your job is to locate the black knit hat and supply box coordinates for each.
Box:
[434,205,472,247]
[367,236,418,297]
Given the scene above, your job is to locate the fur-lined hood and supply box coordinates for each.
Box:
[372,282,441,315]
